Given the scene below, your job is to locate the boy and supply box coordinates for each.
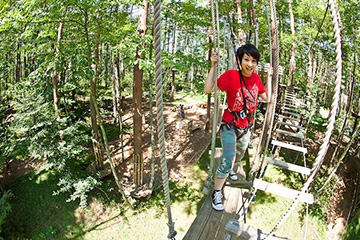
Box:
[204,44,272,211]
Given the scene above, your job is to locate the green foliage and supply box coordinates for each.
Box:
[0,191,13,234]
[8,80,90,167]
[53,172,100,208]
[343,213,360,239]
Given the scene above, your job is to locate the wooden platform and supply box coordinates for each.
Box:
[183,186,244,240]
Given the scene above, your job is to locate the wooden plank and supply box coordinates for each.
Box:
[214,187,243,239]
[198,202,226,240]
[284,101,297,106]
[282,107,298,112]
[183,192,213,239]
[283,106,298,111]
[275,129,304,139]
[271,140,307,153]
[184,186,245,240]
[225,220,290,240]
[276,114,300,122]
[253,179,314,204]
[278,121,303,129]
[282,110,299,117]
[265,157,310,175]
[283,104,298,109]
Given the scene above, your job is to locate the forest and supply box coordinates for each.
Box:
[0,0,360,239]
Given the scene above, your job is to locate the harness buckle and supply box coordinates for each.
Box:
[239,111,247,119]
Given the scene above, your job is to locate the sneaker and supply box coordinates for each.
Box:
[212,190,224,211]
[229,170,238,181]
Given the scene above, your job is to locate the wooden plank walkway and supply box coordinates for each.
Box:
[183,186,244,240]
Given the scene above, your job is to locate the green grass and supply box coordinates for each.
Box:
[3,169,81,239]
[3,160,209,240]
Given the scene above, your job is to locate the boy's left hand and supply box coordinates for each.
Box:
[267,66,273,78]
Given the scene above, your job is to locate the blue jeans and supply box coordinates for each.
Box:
[217,127,251,178]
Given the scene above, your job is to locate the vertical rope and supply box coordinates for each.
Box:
[258,0,279,169]
[205,0,220,192]
[249,0,275,177]
[154,0,176,239]
[264,0,342,237]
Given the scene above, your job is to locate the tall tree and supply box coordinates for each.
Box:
[84,10,105,170]
[236,0,244,45]
[133,0,149,156]
[288,0,295,86]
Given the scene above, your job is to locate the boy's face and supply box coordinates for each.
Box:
[240,53,257,77]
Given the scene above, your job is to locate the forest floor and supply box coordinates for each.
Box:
[2,94,359,239]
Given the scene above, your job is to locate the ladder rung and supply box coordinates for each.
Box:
[283,106,298,111]
[253,179,314,204]
[225,221,287,240]
[271,140,308,153]
[276,129,304,139]
[276,114,301,122]
[278,121,303,129]
[283,104,298,109]
[265,157,310,175]
[282,110,300,117]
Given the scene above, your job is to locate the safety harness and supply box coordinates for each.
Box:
[220,64,256,140]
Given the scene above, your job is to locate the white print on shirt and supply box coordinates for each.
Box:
[233,84,259,111]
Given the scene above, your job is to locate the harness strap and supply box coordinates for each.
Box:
[222,109,253,140]
[226,108,253,126]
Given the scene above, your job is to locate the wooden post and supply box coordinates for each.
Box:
[133,153,144,187]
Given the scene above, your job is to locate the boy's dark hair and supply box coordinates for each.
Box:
[236,44,260,64]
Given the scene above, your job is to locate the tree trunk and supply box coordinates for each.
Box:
[169,23,178,102]
[53,7,67,122]
[133,0,149,156]
[288,0,295,86]
[104,44,109,89]
[246,0,254,44]
[307,49,313,94]
[118,53,125,162]
[84,12,104,170]
[16,42,21,82]
[112,49,119,125]
[170,70,176,101]
[236,0,244,45]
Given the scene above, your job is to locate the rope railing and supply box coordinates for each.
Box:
[264,0,342,238]
[249,0,275,178]
[204,0,220,194]
[154,0,176,239]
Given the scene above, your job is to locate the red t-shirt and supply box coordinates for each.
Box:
[217,70,265,128]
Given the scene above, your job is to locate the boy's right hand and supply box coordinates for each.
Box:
[211,52,219,64]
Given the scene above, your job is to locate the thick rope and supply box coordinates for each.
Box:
[264,0,342,237]
[154,0,176,239]
[249,0,275,177]
[205,0,220,193]
[257,0,279,174]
